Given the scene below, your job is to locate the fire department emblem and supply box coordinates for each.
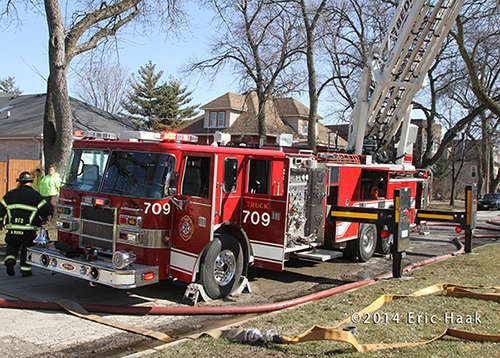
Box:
[179,215,194,241]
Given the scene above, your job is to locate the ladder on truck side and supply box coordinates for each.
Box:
[348,0,465,163]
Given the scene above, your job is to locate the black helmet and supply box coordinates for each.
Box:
[16,171,34,183]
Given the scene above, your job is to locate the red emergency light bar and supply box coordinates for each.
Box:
[162,132,198,143]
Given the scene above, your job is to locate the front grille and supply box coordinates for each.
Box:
[81,205,115,223]
[80,205,116,252]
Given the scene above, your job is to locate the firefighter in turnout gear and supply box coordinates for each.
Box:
[0,171,51,277]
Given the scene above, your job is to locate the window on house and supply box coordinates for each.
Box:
[209,111,226,128]
[210,112,217,127]
[471,165,477,178]
[432,139,439,153]
[302,120,308,135]
[218,112,225,127]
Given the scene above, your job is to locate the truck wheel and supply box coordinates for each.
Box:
[350,224,376,262]
[199,233,243,299]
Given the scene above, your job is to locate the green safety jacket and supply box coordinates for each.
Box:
[0,185,51,234]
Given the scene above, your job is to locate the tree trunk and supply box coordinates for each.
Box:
[256,82,267,139]
[44,0,74,173]
[299,0,326,155]
[305,26,318,153]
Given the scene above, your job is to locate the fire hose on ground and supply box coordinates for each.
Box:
[0,221,499,350]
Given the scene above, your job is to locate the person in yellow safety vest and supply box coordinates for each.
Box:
[39,164,62,224]
[0,171,51,277]
[32,168,43,193]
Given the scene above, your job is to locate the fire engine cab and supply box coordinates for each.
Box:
[27,130,426,300]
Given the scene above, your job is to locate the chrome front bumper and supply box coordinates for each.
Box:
[27,246,159,289]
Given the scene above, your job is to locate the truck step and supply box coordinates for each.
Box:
[296,249,343,262]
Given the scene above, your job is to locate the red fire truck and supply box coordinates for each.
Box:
[27,0,464,300]
[27,130,426,300]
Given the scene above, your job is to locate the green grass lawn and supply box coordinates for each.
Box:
[148,243,500,358]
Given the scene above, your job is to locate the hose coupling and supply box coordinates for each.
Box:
[243,327,283,344]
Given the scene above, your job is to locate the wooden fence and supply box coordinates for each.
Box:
[0,159,42,197]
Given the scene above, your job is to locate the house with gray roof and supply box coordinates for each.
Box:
[0,93,142,162]
[176,91,346,149]
[0,93,142,194]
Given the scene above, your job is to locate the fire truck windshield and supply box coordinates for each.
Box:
[101,150,175,199]
[63,149,109,192]
[63,149,175,199]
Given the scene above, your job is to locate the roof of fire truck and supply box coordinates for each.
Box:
[72,130,422,175]
[72,130,308,159]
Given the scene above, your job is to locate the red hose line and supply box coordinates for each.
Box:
[0,224,496,316]
[0,279,378,315]
[0,250,461,315]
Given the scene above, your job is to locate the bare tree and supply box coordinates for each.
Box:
[2,0,186,172]
[320,0,392,123]
[188,0,304,139]
[73,55,130,114]
[319,0,500,187]
[450,4,500,193]
[415,1,500,194]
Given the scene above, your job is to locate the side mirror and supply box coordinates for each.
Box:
[164,171,179,196]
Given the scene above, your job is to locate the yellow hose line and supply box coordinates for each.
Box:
[55,299,175,343]
[281,284,500,352]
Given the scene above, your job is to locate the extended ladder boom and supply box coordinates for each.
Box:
[348,0,465,162]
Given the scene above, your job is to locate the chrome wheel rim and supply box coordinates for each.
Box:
[362,228,375,253]
[214,249,236,286]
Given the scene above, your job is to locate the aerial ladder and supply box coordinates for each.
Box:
[347,0,465,164]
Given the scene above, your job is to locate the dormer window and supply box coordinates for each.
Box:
[209,111,226,128]
[302,120,308,135]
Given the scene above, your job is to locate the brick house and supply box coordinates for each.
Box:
[176,91,346,150]
[0,93,141,195]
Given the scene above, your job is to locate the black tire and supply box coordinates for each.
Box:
[375,226,391,255]
[349,224,376,262]
[199,233,243,299]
